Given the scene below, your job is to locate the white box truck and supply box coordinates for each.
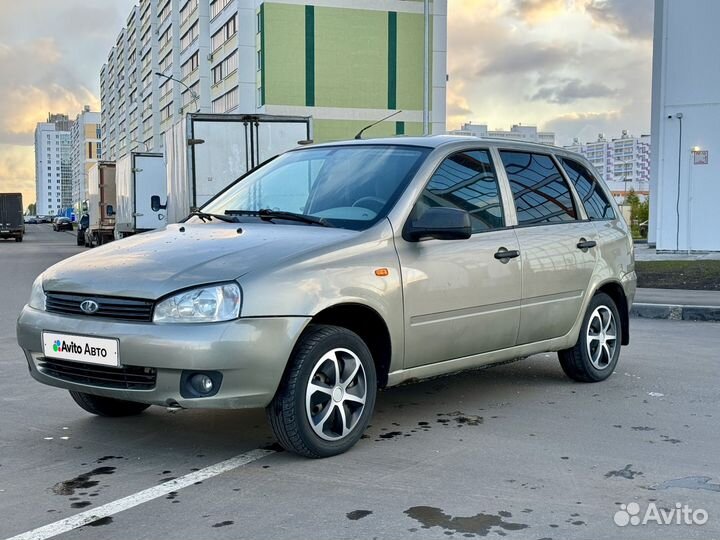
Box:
[85,161,117,247]
[164,113,312,223]
[114,152,167,239]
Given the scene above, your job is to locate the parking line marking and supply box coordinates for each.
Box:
[4,448,275,540]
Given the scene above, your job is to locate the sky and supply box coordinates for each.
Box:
[0,0,653,207]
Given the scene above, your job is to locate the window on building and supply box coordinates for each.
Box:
[183,82,199,107]
[211,15,237,52]
[181,21,198,51]
[159,27,171,47]
[181,51,199,78]
[212,51,237,84]
[415,150,505,233]
[159,51,172,73]
[257,50,262,71]
[210,0,232,20]
[180,0,199,25]
[160,103,173,121]
[212,87,238,113]
[158,0,171,25]
[500,151,577,225]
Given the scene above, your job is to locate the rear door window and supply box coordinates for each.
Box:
[560,158,616,220]
[499,151,577,225]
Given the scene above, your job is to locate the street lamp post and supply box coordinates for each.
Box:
[155,72,200,113]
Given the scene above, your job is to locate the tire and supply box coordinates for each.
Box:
[267,324,377,458]
[559,292,622,382]
[69,391,151,417]
[15,236,22,242]
[77,234,84,246]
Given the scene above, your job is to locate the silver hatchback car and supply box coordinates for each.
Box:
[17,136,635,457]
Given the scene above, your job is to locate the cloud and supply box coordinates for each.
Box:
[0,144,35,207]
[585,0,654,40]
[477,42,570,77]
[511,0,569,24]
[531,78,617,104]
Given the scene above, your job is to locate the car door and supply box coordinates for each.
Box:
[396,149,522,369]
[498,150,598,345]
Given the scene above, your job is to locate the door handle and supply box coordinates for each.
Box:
[494,248,520,261]
[577,239,597,250]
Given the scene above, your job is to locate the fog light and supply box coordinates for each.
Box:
[190,374,213,394]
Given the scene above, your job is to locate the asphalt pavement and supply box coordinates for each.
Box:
[1,225,719,540]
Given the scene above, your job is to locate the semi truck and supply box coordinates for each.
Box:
[0,193,24,242]
[164,113,312,223]
[114,152,167,239]
[85,161,117,247]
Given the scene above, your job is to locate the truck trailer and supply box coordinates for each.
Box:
[0,193,24,242]
[164,113,312,223]
[114,152,167,239]
[85,161,117,247]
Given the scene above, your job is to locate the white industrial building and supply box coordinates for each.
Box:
[70,107,102,213]
[34,114,74,216]
[452,123,556,146]
[650,0,719,251]
[565,131,651,199]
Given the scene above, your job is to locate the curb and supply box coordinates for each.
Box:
[631,303,720,322]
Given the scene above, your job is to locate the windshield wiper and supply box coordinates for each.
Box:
[188,210,238,223]
[224,209,333,227]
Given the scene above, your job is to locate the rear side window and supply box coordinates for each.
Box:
[417,150,504,232]
[560,158,616,220]
[499,151,577,225]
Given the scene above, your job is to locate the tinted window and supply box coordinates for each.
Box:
[500,151,577,225]
[416,150,504,233]
[560,158,615,220]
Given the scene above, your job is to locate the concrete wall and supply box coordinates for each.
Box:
[651,0,720,251]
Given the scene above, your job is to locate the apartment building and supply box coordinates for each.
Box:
[34,114,74,216]
[100,0,448,161]
[70,106,102,213]
[564,130,650,198]
[452,123,556,146]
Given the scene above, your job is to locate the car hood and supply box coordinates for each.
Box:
[42,223,356,299]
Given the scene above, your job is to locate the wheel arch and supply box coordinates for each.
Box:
[595,281,630,345]
[309,303,392,388]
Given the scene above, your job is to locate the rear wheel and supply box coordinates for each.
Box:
[267,325,377,458]
[69,391,151,417]
[559,292,622,382]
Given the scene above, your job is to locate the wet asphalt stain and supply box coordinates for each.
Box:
[604,464,642,480]
[404,506,528,537]
[347,510,373,520]
[96,456,124,464]
[378,431,403,440]
[631,426,655,431]
[439,411,484,427]
[86,516,113,527]
[158,477,177,483]
[653,476,720,492]
[212,521,234,528]
[166,491,179,502]
[70,501,92,509]
[660,435,682,444]
[52,467,116,496]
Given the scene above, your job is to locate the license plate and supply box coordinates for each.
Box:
[42,332,119,367]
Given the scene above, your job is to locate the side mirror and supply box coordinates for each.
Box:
[151,196,166,212]
[404,206,472,242]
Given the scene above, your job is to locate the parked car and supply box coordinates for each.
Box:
[24,215,39,224]
[37,215,52,223]
[17,136,636,458]
[52,217,73,231]
[77,214,90,246]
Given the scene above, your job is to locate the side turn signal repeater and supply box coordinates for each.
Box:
[374,268,389,277]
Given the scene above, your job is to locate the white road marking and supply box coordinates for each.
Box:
[5,448,275,540]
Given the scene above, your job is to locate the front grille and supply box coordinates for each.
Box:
[46,292,154,322]
[38,358,157,390]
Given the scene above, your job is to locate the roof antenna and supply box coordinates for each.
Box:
[354,110,402,140]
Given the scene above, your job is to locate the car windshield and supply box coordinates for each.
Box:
[201,144,430,231]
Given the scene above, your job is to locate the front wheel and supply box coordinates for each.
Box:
[559,292,622,382]
[69,391,151,417]
[267,325,377,458]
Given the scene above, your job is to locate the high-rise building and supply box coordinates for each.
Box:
[70,106,102,213]
[100,0,448,161]
[451,123,556,146]
[564,131,650,199]
[34,114,74,216]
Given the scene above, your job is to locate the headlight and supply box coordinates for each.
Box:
[28,275,46,311]
[153,283,241,323]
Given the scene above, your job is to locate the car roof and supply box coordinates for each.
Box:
[310,134,580,156]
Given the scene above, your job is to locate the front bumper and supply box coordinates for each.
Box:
[17,305,310,409]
